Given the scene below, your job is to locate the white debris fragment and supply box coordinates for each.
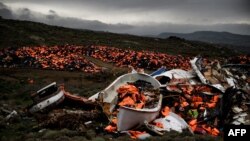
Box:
[232,106,243,113]
[233,112,248,119]
[5,110,17,120]
[84,121,92,125]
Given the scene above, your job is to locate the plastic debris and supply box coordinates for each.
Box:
[24,55,249,139]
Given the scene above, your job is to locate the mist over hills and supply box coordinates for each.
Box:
[0,17,244,56]
[158,31,250,53]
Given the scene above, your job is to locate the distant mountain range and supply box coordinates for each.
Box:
[158,31,250,53]
[0,18,247,56]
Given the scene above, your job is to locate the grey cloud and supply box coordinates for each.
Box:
[46,14,55,20]
[49,10,56,14]
[46,10,57,20]
[3,0,248,26]
[18,8,32,20]
[0,2,13,18]
[0,1,249,35]
[0,2,134,32]
[45,16,134,32]
[128,23,250,36]
[6,0,249,14]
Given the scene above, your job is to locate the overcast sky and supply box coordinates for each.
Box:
[0,0,250,35]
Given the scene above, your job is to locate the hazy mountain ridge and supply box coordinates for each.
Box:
[158,31,250,53]
[0,18,240,57]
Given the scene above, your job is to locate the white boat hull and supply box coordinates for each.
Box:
[89,72,162,131]
[117,94,162,131]
[29,90,65,113]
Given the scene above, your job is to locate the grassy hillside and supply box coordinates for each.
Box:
[0,18,237,57]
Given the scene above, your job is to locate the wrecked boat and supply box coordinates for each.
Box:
[25,55,250,139]
[190,57,250,92]
[153,69,196,85]
[89,72,162,131]
[29,82,65,113]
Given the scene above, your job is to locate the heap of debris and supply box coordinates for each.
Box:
[27,56,250,139]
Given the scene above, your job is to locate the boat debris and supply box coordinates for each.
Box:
[145,112,191,135]
[95,73,163,131]
[222,88,250,125]
[26,56,250,139]
[28,82,65,113]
